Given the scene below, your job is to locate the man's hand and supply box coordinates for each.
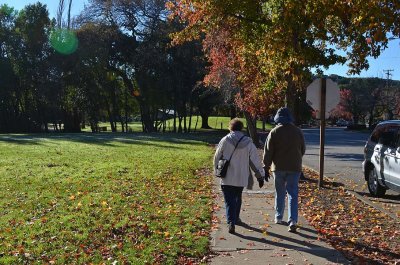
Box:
[263,166,270,182]
[264,172,270,182]
[257,177,264,188]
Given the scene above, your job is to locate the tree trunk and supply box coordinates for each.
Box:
[244,111,260,147]
[120,117,125,133]
[183,113,187,133]
[188,103,193,133]
[63,108,81,132]
[125,86,129,133]
[230,105,237,119]
[139,102,155,132]
[178,116,183,133]
[67,0,72,29]
[107,107,116,132]
[368,108,375,129]
[200,114,211,129]
[285,83,297,121]
[194,115,199,131]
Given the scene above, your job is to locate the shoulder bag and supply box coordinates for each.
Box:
[215,135,245,178]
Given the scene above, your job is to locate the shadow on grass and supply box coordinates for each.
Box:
[0,135,43,145]
[0,130,228,147]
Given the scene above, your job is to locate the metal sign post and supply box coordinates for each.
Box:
[319,78,326,188]
[306,77,339,188]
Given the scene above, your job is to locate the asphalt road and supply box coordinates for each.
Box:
[302,127,400,218]
[302,127,368,187]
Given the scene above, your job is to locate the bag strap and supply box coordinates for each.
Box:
[227,135,246,162]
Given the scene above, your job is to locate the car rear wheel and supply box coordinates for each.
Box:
[367,167,386,197]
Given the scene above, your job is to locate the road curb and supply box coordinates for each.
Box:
[346,190,399,221]
[303,165,399,221]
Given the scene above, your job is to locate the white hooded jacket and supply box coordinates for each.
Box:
[214,131,265,187]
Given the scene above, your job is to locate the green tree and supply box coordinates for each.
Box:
[6,3,53,132]
[79,0,208,133]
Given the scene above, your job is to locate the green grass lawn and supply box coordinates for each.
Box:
[0,133,216,264]
[84,116,272,133]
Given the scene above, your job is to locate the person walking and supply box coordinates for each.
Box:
[263,107,305,232]
[214,118,265,234]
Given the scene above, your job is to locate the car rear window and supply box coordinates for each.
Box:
[371,126,383,143]
[371,124,400,146]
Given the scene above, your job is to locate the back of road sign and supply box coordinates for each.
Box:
[306,78,340,118]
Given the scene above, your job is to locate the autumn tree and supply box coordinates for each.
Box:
[330,89,354,122]
[168,0,400,142]
[341,78,386,126]
[378,80,400,121]
[330,77,400,127]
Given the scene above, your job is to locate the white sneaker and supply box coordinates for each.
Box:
[288,221,297,232]
[274,218,283,224]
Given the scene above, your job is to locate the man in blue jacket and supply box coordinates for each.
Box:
[263,108,305,232]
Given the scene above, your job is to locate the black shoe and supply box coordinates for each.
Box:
[228,223,235,234]
[299,172,307,182]
[236,218,244,226]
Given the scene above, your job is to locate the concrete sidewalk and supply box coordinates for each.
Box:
[209,177,350,265]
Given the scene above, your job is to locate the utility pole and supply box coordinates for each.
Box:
[383,69,394,88]
[383,69,394,119]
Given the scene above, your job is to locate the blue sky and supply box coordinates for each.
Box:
[1,0,87,19]
[2,0,400,80]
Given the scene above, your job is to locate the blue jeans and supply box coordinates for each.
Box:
[221,185,244,225]
[273,171,301,223]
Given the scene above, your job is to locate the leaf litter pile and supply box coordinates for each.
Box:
[300,168,400,264]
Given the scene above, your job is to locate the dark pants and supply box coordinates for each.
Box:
[221,185,244,225]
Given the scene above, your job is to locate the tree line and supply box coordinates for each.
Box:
[1,1,399,137]
[0,1,227,133]
[331,75,400,128]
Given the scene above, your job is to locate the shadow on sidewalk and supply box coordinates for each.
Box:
[228,222,349,264]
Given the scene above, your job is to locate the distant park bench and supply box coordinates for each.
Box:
[98,126,107,132]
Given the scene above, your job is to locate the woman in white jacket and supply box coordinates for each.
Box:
[214,118,265,233]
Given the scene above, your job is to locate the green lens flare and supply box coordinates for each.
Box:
[50,29,78,55]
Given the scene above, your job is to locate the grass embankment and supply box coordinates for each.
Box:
[0,133,216,264]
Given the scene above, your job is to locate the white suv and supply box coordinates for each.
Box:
[362,120,400,197]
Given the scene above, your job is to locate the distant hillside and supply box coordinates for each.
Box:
[327,74,400,87]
